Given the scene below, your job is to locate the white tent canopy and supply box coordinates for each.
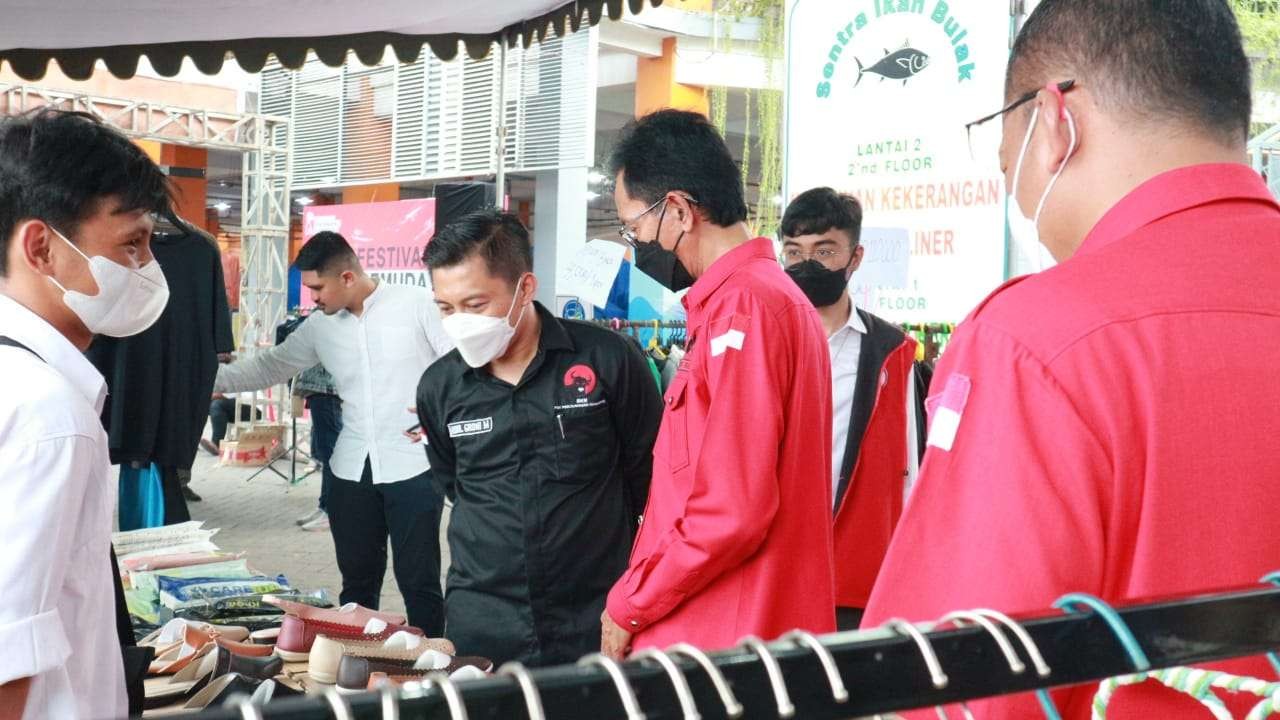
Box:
[0,0,659,80]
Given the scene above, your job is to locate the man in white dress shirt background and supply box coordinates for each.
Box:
[780,187,927,631]
[215,231,453,633]
[0,109,173,720]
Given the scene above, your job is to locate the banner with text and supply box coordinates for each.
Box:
[784,0,1009,323]
[301,199,436,306]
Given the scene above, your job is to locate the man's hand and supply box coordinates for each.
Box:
[405,407,424,443]
[601,610,632,660]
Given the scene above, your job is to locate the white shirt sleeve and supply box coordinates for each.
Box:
[215,320,321,393]
[0,435,91,684]
[905,370,920,500]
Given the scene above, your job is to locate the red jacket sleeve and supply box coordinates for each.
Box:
[862,320,1112,719]
[607,293,794,630]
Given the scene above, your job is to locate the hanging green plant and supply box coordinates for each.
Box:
[709,0,785,236]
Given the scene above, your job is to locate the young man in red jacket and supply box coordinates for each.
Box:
[780,188,926,631]
[602,109,836,658]
[864,1,1280,717]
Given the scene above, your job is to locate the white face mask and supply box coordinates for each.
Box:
[1007,105,1078,273]
[46,227,170,337]
[441,279,529,368]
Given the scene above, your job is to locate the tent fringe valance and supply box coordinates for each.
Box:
[0,0,660,81]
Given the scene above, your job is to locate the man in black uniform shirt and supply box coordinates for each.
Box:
[416,210,662,667]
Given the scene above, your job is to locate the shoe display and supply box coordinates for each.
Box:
[140,619,251,650]
[264,596,418,662]
[308,631,457,685]
[149,624,273,674]
[172,673,262,712]
[249,678,304,704]
[335,652,493,693]
[143,646,219,709]
[295,508,324,526]
[301,513,330,532]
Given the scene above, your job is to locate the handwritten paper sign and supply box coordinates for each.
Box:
[561,239,628,309]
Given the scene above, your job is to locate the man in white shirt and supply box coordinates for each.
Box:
[780,187,926,631]
[0,109,173,719]
[215,231,452,633]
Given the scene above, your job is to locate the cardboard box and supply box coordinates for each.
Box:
[219,425,287,466]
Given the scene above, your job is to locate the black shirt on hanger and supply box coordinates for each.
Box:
[87,230,235,470]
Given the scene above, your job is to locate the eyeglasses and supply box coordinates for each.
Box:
[964,79,1076,171]
[782,247,849,266]
[617,194,700,248]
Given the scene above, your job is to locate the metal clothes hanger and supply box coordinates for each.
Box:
[577,653,645,720]
[498,662,546,720]
[735,635,796,718]
[668,643,744,719]
[632,648,699,720]
[779,630,849,704]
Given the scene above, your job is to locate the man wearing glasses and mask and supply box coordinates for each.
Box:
[863,1,1280,717]
[779,187,926,632]
[602,110,836,659]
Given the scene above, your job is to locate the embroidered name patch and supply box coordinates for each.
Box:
[448,417,493,438]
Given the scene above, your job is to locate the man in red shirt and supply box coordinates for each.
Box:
[602,109,835,658]
[863,1,1280,717]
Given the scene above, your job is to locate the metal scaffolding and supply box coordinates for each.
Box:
[1250,123,1280,199]
[0,83,293,439]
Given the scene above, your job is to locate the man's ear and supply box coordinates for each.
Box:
[669,193,699,233]
[848,243,866,275]
[521,273,540,305]
[16,220,56,275]
[1032,85,1076,174]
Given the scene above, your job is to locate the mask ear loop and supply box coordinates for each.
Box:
[1029,105,1080,224]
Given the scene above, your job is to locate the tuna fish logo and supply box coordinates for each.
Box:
[855,42,931,87]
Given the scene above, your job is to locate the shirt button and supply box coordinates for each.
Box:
[629,620,639,627]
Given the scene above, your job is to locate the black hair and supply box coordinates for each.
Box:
[423,209,532,285]
[780,187,863,249]
[294,231,358,275]
[0,109,172,277]
[1009,0,1251,144]
[607,109,749,227]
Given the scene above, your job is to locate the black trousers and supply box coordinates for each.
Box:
[209,397,259,447]
[327,459,444,635]
[837,606,865,632]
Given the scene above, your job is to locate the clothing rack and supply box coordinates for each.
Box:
[593,320,689,329]
[186,582,1280,720]
[901,323,955,364]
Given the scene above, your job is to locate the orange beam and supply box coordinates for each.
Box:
[342,183,400,205]
[635,37,709,118]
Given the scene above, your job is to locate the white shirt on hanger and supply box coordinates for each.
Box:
[215,281,453,484]
[828,306,920,507]
[0,294,127,720]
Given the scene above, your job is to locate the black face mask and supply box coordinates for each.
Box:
[786,259,851,308]
[632,202,695,292]
[634,235,695,292]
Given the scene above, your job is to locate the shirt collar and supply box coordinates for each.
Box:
[534,302,574,353]
[1079,163,1278,256]
[835,303,868,336]
[683,237,777,313]
[0,294,108,412]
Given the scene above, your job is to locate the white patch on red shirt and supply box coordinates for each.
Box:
[710,329,746,357]
[926,374,971,452]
